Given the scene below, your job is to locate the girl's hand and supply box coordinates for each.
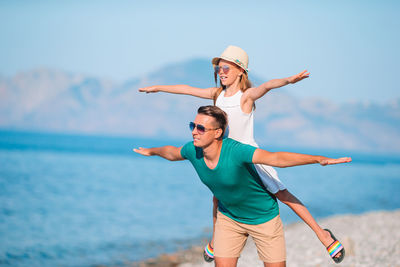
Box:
[138,86,159,93]
[287,70,310,84]
[320,157,352,166]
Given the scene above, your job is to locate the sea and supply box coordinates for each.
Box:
[1,130,399,267]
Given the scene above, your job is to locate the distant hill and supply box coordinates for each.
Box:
[0,59,399,153]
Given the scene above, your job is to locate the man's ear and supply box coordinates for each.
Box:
[215,128,223,139]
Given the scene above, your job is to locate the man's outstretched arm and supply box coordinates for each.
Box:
[133,146,184,161]
[252,149,351,167]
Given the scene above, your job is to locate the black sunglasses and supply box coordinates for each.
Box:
[214,65,230,74]
[189,122,219,134]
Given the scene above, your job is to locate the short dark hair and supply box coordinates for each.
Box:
[197,105,228,139]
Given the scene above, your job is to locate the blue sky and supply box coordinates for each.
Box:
[1,0,399,103]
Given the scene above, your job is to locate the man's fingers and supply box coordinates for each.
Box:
[333,157,352,163]
[323,157,352,165]
[133,147,151,156]
[133,147,143,153]
[339,157,352,163]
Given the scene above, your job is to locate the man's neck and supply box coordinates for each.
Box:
[202,139,223,169]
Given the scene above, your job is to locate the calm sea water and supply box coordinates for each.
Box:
[1,131,399,266]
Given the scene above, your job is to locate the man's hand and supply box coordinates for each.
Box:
[320,157,352,166]
[287,70,310,84]
[133,147,153,156]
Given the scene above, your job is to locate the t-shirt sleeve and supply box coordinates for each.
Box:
[180,141,194,160]
[231,139,257,164]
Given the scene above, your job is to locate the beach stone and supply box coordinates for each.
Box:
[341,236,355,256]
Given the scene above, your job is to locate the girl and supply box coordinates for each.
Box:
[139,45,344,264]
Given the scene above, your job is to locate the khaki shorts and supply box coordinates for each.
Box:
[214,211,286,263]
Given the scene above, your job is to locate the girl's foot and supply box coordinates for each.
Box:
[320,229,335,247]
[203,242,214,262]
[321,229,345,263]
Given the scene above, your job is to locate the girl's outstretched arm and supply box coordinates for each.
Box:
[245,70,310,102]
[139,85,218,99]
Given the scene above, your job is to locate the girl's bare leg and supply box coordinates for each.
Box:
[275,189,342,258]
[204,196,218,262]
[210,196,218,246]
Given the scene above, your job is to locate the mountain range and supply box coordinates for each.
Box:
[1,59,399,154]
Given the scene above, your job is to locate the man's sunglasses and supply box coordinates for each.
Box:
[214,65,230,74]
[189,122,219,134]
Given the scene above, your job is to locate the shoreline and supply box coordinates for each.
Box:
[132,209,400,267]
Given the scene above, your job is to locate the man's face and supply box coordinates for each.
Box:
[191,114,221,147]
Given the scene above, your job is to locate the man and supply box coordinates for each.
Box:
[134,105,350,267]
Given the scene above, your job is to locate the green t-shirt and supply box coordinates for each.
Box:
[180,138,279,225]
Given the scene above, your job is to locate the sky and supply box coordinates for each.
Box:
[1,0,399,103]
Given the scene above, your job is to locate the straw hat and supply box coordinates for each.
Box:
[212,45,249,72]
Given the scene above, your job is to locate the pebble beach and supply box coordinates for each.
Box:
[136,209,400,267]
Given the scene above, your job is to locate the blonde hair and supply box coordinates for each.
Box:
[213,69,253,105]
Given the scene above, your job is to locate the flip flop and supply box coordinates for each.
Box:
[203,242,214,262]
[325,229,345,264]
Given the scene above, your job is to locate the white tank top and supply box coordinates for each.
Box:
[216,89,258,147]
